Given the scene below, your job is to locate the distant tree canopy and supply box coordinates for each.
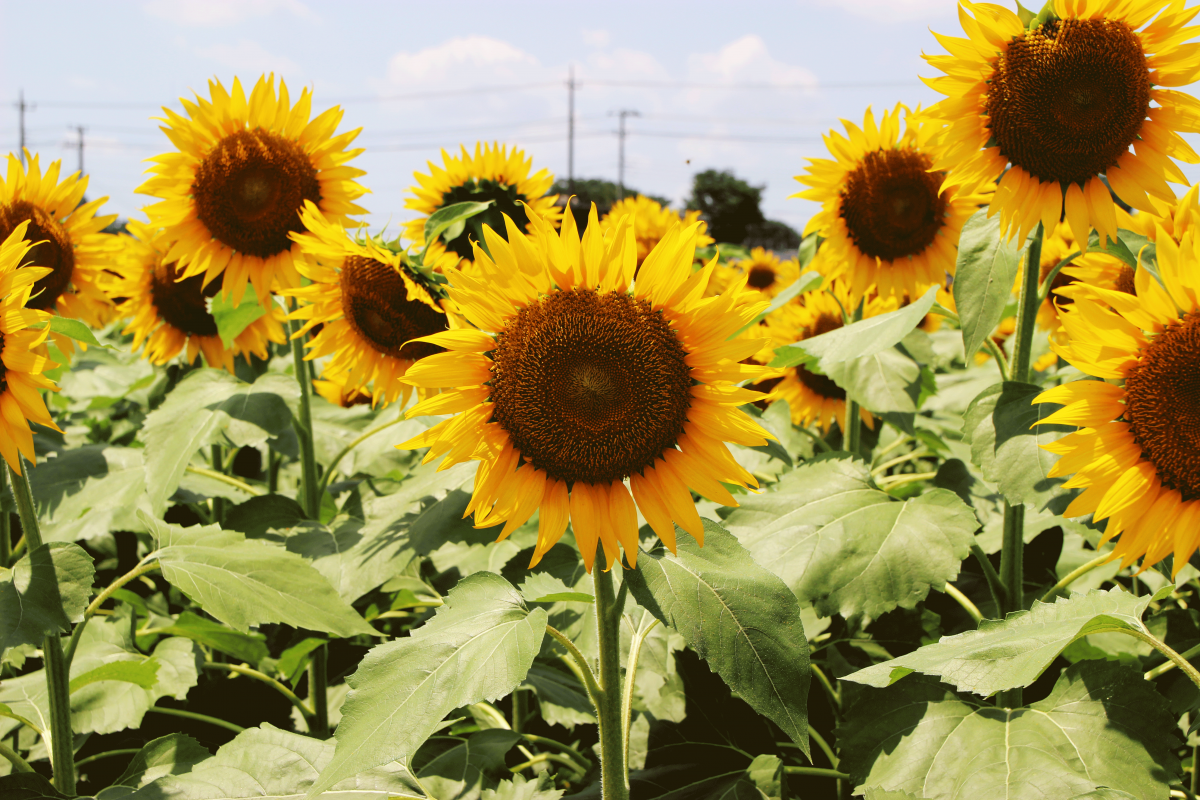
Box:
[686,169,800,251]
[550,178,670,232]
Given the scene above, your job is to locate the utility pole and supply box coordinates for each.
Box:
[16,91,34,165]
[73,126,85,175]
[567,65,576,196]
[611,109,640,200]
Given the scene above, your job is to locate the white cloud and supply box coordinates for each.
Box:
[386,36,540,84]
[143,0,317,27]
[582,29,611,48]
[193,40,302,77]
[688,35,816,90]
[808,0,952,23]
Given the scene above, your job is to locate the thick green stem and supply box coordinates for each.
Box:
[0,739,33,773]
[1,464,11,568]
[622,613,658,770]
[593,566,629,800]
[1008,222,1044,384]
[997,503,1025,708]
[1147,642,1200,680]
[511,688,526,733]
[970,544,1006,616]
[210,445,227,525]
[288,309,319,519]
[308,645,330,738]
[10,460,75,794]
[843,300,865,456]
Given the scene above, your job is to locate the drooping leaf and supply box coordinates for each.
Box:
[43,316,112,348]
[626,519,811,756]
[721,456,979,619]
[27,445,152,543]
[114,734,211,788]
[839,662,1180,800]
[309,572,546,796]
[69,660,160,693]
[952,209,1022,362]
[843,587,1161,696]
[124,723,424,799]
[963,381,1073,509]
[0,542,94,660]
[142,513,376,637]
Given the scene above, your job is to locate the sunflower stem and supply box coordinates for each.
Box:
[210,445,227,525]
[1008,222,1044,384]
[1040,552,1113,603]
[1,464,11,568]
[308,641,330,738]
[316,414,408,499]
[843,299,866,456]
[9,459,76,795]
[970,544,1005,617]
[288,306,320,519]
[593,563,629,800]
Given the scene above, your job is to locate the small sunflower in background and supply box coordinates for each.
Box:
[793,104,988,303]
[106,221,286,372]
[403,142,560,268]
[400,205,771,573]
[598,195,712,267]
[285,201,452,407]
[138,75,368,306]
[924,0,1200,247]
[0,221,62,472]
[756,285,881,434]
[710,246,801,300]
[1035,225,1200,574]
[0,152,118,330]
[313,369,374,408]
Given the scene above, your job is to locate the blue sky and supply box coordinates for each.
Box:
[3,0,1195,237]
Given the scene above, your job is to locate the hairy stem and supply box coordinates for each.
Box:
[970,544,1006,617]
[1,464,11,568]
[0,739,33,773]
[593,566,629,800]
[622,612,659,772]
[308,645,330,738]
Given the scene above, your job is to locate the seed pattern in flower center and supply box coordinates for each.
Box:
[150,258,220,337]
[1124,313,1200,501]
[489,288,692,485]
[192,129,321,259]
[986,18,1150,186]
[339,256,447,361]
[840,147,947,261]
[0,200,76,311]
[439,179,531,261]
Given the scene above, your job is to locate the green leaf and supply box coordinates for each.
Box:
[34,316,112,349]
[142,513,377,638]
[124,722,424,799]
[309,572,546,796]
[209,288,268,348]
[1,542,94,660]
[721,456,979,619]
[963,381,1072,509]
[277,637,328,686]
[145,611,269,666]
[424,200,495,249]
[27,445,153,543]
[521,663,594,729]
[770,286,938,369]
[797,232,821,268]
[1069,791,1140,800]
[529,592,593,604]
[844,587,1162,695]
[224,495,309,539]
[70,660,160,693]
[0,773,67,799]
[482,774,564,800]
[823,347,923,415]
[414,729,521,800]
[114,734,211,789]
[952,209,1022,361]
[626,518,811,756]
[840,662,1180,800]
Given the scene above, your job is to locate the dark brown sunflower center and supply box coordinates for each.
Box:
[1124,313,1200,501]
[192,129,321,259]
[149,258,220,337]
[747,264,777,290]
[489,288,692,485]
[986,18,1150,186]
[0,332,7,396]
[1048,265,1079,306]
[1114,265,1137,296]
[339,256,447,361]
[0,200,76,311]
[840,147,947,261]
[796,364,845,401]
[439,179,530,261]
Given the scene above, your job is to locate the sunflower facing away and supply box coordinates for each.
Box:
[598,195,713,267]
[399,204,773,572]
[0,220,61,472]
[285,201,452,407]
[793,104,988,302]
[138,75,368,306]
[106,220,286,372]
[403,142,561,269]
[1035,225,1200,574]
[0,152,117,328]
[925,0,1200,247]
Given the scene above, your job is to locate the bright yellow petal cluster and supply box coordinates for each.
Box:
[598,195,713,266]
[710,247,801,300]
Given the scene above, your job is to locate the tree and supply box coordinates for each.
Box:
[550,178,669,232]
[686,169,801,250]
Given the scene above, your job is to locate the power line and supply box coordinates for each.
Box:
[632,131,823,144]
[583,79,921,90]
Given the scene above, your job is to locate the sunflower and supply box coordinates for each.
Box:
[598,195,713,267]
[106,220,286,372]
[398,204,772,572]
[924,0,1200,248]
[138,75,368,307]
[793,104,988,303]
[1035,224,1200,574]
[403,142,561,269]
[710,246,801,300]
[284,201,453,407]
[0,152,117,329]
[0,221,62,472]
[313,369,373,408]
[756,285,880,434]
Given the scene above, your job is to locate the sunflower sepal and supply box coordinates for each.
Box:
[1028,1,1059,30]
[421,200,495,260]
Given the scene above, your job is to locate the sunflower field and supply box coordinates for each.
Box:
[6,1,1200,799]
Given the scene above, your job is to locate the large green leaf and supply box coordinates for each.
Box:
[124,723,423,799]
[210,289,268,348]
[424,200,495,249]
[413,729,522,800]
[0,542,94,659]
[146,611,269,666]
[843,587,1160,696]
[721,456,979,619]
[310,572,546,796]
[952,209,1022,361]
[963,381,1072,509]
[822,347,923,415]
[143,514,376,637]
[839,662,1180,800]
[28,445,152,543]
[626,519,811,756]
[114,734,211,788]
[139,370,298,514]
